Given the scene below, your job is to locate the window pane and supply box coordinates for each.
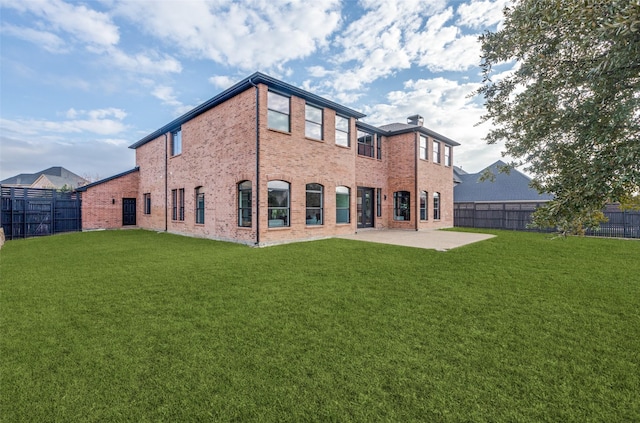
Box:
[305,105,322,123]
[306,122,322,139]
[336,115,349,131]
[268,110,289,132]
[268,91,289,114]
[336,186,350,224]
[394,191,410,221]
[335,130,349,147]
[268,180,290,227]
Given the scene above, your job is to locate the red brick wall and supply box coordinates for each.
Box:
[128,82,456,245]
[81,170,139,230]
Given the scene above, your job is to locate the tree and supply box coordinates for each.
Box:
[477,0,640,234]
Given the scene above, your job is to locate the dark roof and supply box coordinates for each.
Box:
[377,122,460,146]
[75,167,139,192]
[129,72,367,150]
[1,166,87,187]
[454,160,554,202]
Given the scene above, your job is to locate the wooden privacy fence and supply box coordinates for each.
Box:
[454,202,640,239]
[1,186,82,240]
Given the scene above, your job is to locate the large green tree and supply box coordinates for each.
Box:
[477,0,640,234]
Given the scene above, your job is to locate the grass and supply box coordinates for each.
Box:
[1,229,639,422]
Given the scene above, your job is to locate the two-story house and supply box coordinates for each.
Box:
[79,72,460,246]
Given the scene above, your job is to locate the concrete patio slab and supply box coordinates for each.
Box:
[336,229,495,251]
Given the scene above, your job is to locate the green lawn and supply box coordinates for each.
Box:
[1,229,639,422]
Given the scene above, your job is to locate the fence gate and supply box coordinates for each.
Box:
[1,186,82,240]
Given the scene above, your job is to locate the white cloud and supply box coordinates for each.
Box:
[3,0,119,47]
[1,108,128,136]
[0,24,68,53]
[208,75,236,90]
[113,0,342,70]
[456,0,508,29]
[106,48,182,75]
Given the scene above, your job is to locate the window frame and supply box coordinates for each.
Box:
[195,187,204,224]
[357,129,375,158]
[178,188,185,221]
[268,180,290,228]
[267,91,290,132]
[238,181,252,227]
[444,145,452,167]
[305,183,323,225]
[171,128,182,156]
[419,135,428,160]
[393,191,411,221]
[143,193,151,215]
[433,140,441,164]
[336,186,350,224]
[433,192,441,220]
[420,191,428,221]
[335,115,350,147]
[376,188,382,217]
[305,104,323,140]
[171,189,177,221]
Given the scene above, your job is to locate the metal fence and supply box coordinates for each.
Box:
[1,186,82,240]
[454,202,640,239]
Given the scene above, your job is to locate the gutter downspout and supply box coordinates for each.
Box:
[164,133,168,232]
[415,131,419,231]
[249,77,260,246]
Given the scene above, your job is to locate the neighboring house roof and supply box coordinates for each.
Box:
[75,167,140,192]
[130,72,367,150]
[0,166,88,188]
[377,123,461,146]
[454,160,554,202]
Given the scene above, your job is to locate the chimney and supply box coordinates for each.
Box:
[407,114,423,126]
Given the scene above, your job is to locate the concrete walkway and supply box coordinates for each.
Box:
[337,229,495,251]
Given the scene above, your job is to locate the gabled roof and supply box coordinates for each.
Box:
[75,167,139,192]
[1,166,88,188]
[129,72,367,150]
[454,160,554,202]
[377,122,460,146]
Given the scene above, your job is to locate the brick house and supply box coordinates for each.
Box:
[78,72,460,246]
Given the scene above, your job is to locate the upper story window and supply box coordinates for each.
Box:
[268,91,290,132]
[357,129,374,158]
[376,134,382,159]
[419,135,428,160]
[335,115,350,147]
[268,180,290,227]
[444,145,452,167]
[305,183,323,225]
[305,104,323,140]
[171,128,182,156]
[433,140,441,164]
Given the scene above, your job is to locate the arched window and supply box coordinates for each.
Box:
[336,186,350,223]
[238,181,252,227]
[394,191,411,221]
[420,191,428,221]
[306,183,323,225]
[268,180,290,227]
[433,192,441,220]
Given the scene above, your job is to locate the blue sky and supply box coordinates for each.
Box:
[0,0,511,181]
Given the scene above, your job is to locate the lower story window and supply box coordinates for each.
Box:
[144,193,151,215]
[394,191,410,221]
[336,186,350,223]
[195,187,204,224]
[433,192,441,220]
[306,183,323,225]
[238,181,252,227]
[268,180,290,227]
[420,191,427,220]
[376,188,382,217]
